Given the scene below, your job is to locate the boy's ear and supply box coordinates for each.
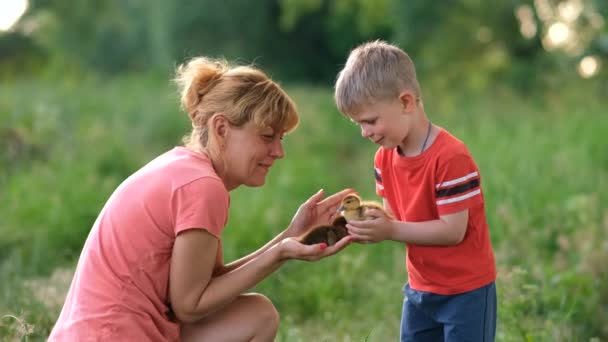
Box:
[398,91,417,112]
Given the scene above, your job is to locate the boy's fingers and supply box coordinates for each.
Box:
[346,227,374,241]
[345,221,370,229]
[366,209,385,218]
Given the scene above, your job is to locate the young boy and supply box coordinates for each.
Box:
[334,40,497,341]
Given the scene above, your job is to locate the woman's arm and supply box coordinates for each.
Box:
[215,188,352,275]
[212,228,289,276]
[169,228,350,323]
[170,229,283,323]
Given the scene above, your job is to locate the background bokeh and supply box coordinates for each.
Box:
[1,0,607,340]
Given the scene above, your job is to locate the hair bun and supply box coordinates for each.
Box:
[174,58,229,118]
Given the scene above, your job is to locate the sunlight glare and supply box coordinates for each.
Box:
[547,22,570,47]
[558,0,583,22]
[578,56,600,78]
[0,0,28,31]
[516,5,537,39]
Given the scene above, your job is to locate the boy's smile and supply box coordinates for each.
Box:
[349,99,409,150]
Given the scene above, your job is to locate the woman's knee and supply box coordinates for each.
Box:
[179,293,279,341]
[242,293,280,331]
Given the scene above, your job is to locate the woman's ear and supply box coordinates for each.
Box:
[398,91,417,112]
[210,113,229,141]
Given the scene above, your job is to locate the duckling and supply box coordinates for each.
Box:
[297,217,348,246]
[298,194,386,246]
[338,194,385,221]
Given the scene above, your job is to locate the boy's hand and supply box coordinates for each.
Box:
[345,208,395,243]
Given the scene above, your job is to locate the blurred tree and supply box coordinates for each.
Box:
[0,31,45,75]
[0,0,605,86]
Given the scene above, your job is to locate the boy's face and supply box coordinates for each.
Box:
[349,98,411,149]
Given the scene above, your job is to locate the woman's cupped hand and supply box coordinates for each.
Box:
[277,235,352,261]
[286,188,353,237]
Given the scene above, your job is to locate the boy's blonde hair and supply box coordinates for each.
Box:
[174,57,299,154]
[335,40,421,115]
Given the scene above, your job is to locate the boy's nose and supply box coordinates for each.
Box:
[361,125,372,138]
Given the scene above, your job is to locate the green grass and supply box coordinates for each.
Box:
[1,75,607,341]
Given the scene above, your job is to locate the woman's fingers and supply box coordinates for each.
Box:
[324,236,352,254]
[304,189,325,206]
[293,236,352,261]
[317,188,353,209]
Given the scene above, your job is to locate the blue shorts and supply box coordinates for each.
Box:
[400,282,496,342]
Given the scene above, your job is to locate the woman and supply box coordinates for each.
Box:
[49,57,352,341]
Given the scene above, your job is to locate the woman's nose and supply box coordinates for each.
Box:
[270,139,284,159]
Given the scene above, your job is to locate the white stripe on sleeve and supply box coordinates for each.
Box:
[436,171,478,189]
[436,189,481,205]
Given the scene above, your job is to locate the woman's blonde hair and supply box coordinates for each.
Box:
[335,40,422,115]
[174,57,299,156]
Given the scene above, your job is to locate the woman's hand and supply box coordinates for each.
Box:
[286,188,353,238]
[277,236,352,261]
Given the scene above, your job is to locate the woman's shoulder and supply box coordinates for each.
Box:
[126,147,224,193]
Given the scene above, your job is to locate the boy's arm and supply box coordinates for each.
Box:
[383,199,395,218]
[346,208,468,246]
[387,209,468,245]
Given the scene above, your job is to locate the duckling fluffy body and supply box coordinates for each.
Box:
[339,194,384,221]
[298,216,348,246]
[298,194,386,246]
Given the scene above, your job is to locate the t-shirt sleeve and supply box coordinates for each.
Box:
[172,177,229,238]
[374,149,385,198]
[434,154,483,216]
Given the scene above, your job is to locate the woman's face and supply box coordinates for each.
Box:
[221,120,285,189]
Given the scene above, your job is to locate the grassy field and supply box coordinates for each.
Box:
[1,74,607,341]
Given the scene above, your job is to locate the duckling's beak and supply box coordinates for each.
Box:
[336,205,344,213]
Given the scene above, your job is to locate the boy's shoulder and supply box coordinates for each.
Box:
[435,128,472,157]
[374,128,474,165]
[429,129,480,174]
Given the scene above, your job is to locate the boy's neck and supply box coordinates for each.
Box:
[398,116,434,157]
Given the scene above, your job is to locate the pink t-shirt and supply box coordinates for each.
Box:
[49,147,229,341]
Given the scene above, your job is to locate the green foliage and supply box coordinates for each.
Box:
[6,0,605,86]
[1,75,607,340]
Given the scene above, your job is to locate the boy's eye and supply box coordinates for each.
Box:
[262,135,274,140]
[261,132,285,141]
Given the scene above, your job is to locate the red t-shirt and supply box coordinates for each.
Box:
[49,147,229,341]
[375,128,496,295]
